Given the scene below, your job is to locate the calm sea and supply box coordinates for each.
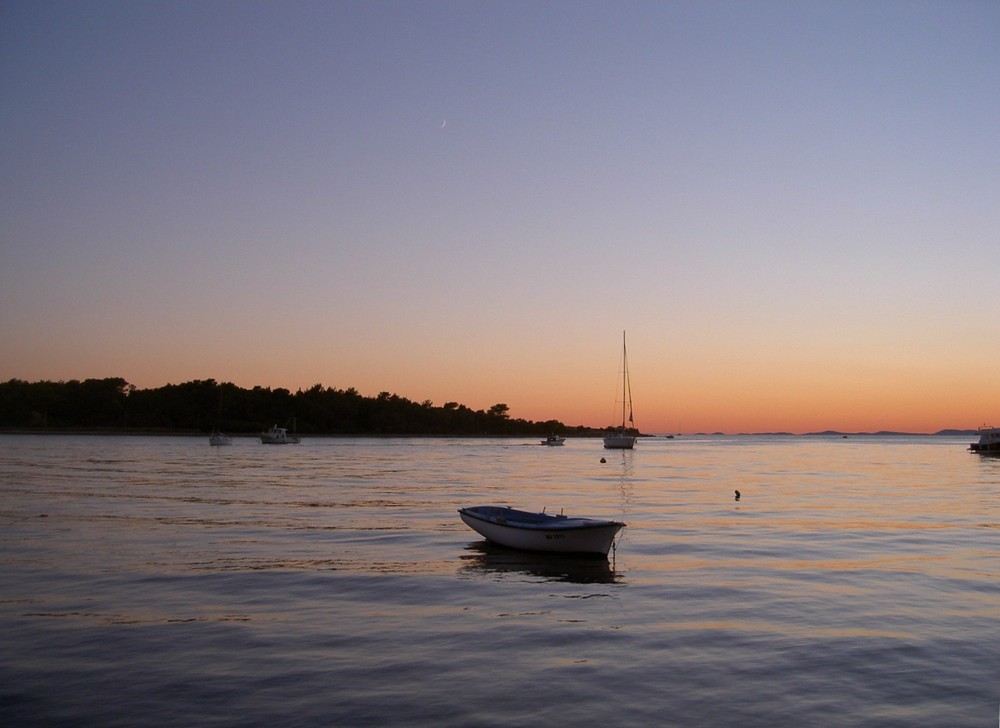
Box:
[1,434,997,727]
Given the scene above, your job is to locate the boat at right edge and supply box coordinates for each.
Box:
[969,425,1000,454]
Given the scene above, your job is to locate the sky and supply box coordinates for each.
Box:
[2,0,998,434]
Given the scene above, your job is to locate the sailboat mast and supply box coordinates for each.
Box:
[624,332,633,428]
[621,330,628,430]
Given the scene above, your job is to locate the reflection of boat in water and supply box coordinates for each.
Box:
[459,541,621,584]
[259,424,300,444]
[969,425,1000,454]
[209,431,232,446]
[604,331,637,449]
[541,435,565,446]
[458,505,624,556]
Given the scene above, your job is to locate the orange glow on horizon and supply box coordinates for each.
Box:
[6,345,995,435]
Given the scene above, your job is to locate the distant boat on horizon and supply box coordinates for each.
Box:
[604,331,637,450]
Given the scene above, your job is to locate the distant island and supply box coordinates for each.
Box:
[725,430,978,437]
[0,377,614,437]
[804,429,977,437]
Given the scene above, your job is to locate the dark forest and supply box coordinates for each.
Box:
[0,378,609,437]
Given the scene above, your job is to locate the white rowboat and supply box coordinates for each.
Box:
[458,505,624,556]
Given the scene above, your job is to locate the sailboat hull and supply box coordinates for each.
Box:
[603,433,636,449]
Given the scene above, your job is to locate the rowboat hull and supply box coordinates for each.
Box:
[459,506,624,556]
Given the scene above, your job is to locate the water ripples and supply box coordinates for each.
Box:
[1,434,998,726]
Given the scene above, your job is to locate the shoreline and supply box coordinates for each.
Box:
[0,429,977,438]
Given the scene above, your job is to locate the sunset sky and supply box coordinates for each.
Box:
[2,1,998,434]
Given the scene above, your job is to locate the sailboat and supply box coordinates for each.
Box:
[603,331,637,449]
[209,389,232,445]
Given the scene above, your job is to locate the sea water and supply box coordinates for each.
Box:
[1,434,997,727]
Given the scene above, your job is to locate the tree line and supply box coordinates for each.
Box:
[0,378,609,437]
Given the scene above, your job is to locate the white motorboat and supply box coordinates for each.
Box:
[969,425,1000,454]
[259,424,300,444]
[458,505,625,556]
[209,432,232,446]
[604,330,637,449]
[541,435,565,446]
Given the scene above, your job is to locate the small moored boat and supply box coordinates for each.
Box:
[209,431,232,446]
[969,425,1000,454]
[458,505,624,556]
[259,424,300,444]
[541,435,565,446]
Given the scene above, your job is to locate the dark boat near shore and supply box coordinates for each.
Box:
[969,426,1000,454]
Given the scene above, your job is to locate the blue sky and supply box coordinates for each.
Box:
[2,1,998,432]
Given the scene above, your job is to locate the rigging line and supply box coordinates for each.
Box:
[623,331,635,428]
